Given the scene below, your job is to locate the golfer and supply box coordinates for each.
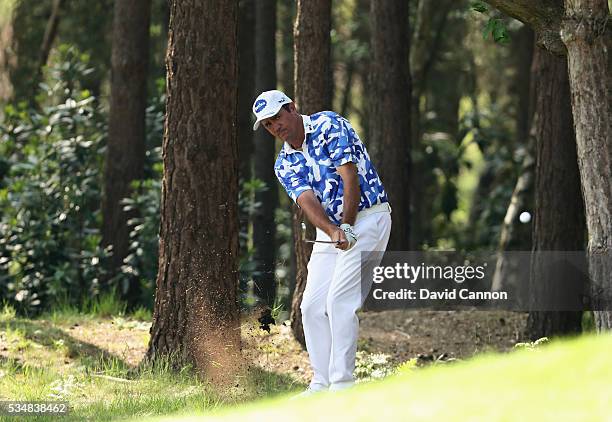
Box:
[252,89,392,394]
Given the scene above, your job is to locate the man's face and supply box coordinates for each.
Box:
[261,103,301,144]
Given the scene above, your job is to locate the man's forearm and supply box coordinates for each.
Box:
[338,163,359,225]
[297,190,338,237]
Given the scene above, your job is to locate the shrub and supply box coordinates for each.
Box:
[0,46,109,314]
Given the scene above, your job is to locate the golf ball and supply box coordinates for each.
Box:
[519,211,531,223]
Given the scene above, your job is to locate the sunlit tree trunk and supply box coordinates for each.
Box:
[561,0,612,331]
[146,0,242,383]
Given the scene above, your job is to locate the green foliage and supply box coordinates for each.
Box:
[132,306,152,322]
[0,46,109,314]
[470,1,488,13]
[84,289,127,318]
[274,206,293,309]
[238,177,269,307]
[119,175,161,306]
[394,358,418,375]
[9,0,112,103]
[0,302,17,322]
[107,77,165,307]
[514,337,549,350]
[456,104,518,249]
[470,2,510,44]
[482,18,510,44]
[354,351,395,381]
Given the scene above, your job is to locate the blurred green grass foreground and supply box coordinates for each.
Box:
[1,300,611,422]
[148,333,612,422]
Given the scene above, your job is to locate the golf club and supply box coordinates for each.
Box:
[301,222,341,244]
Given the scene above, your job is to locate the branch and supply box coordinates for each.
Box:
[39,0,65,68]
[482,0,566,55]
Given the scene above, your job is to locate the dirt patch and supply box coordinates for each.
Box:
[359,309,528,362]
[1,310,527,385]
[61,318,150,367]
[241,309,528,385]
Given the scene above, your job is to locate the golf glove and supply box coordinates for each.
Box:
[340,223,358,250]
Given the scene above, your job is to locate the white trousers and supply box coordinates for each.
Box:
[301,207,392,391]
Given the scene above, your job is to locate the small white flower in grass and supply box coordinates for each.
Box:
[48,375,83,399]
[370,353,390,365]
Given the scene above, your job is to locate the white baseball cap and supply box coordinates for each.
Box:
[252,90,293,130]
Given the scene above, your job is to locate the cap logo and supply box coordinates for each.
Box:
[255,99,267,113]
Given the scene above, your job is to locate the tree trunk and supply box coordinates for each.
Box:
[237,0,255,181]
[290,0,332,347]
[560,0,612,331]
[237,0,255,303]
[253,0,278,307]
[482,0,566,54]
[277,1,296,98]
[277,1,297,296]
[369,0,411,251]
[146,0,241,383]
[484,0,611,334]
[511,26,535,151]
[526,46,586,340]
[102,0,151,307]
[38,0,64,71]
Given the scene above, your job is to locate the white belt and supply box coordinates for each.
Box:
[356,202,392,222]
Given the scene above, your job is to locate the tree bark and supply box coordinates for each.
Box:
[146,0,241,383]
[238,0,255,181]
[102,0,151,307]
[277,1,296,98]
[483,0,612,332]
[482,0,566,54]
[369,0,411,250]
[290,0,332,347]
[560,0,612,331]
[526,46,585,339]
[253,0,278,307]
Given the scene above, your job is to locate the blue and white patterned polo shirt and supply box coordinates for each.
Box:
[274,111,388,225]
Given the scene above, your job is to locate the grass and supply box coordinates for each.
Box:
[3,300,609,421]
[139,333,612,422]
[0,304,304,421]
